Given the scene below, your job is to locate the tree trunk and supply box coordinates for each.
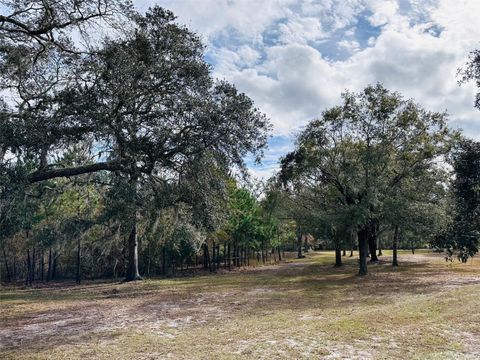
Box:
[234,244,237,266]
[238,244,241,266]
[125,218,141,281]
[333,231,343,266]
[296,229,304,259]
[223,242,227,269]
[335,246,342,267]
[261,241,266,264]
[202,243,210,269]
[31,247,36,282]
[147,244,151,277]
[52,251,57,280]
[211,241,216,272]
[278,246,282,261]
[227,243,231,270]
[76,236,81,284]
[368,221,379,262]
[162,246,167,274]
[349,231,354,257]
[357,228,368,276]
[47,248,52,282]
[26,249,32,286]
[113,259,118,278]
[13,255,16,281]
[125,175,142,282]
[2,247,11,282]
[238,244,242,266]
[232,244,237,267]
[392,225,399,267]
[40,248,44,281]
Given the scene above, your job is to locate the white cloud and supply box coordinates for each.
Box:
[206,0,478,136]
[134,0,480,179]
[278,17,325,44]
[366,0,400,27]
[338,39,360,52]
[237,46,261,66]
[136,0,295,39]
[221,44,343,135]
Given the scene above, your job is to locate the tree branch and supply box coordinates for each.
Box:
[28,160,124,183]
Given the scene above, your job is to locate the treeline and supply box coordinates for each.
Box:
[1,1,480,285]
[0,178,299,284]
[0,1,274,283]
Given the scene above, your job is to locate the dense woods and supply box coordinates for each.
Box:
[1,1,480,286]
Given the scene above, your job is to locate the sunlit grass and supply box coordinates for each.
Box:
[1,250,479,359]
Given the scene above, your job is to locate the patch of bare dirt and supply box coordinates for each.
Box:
[1,251,479,355]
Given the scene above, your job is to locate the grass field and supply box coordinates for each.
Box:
[1,250,480,359]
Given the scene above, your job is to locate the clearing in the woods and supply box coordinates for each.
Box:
[1,250,480,359]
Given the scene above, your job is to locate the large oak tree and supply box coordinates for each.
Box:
[1,5,270,280]
[280,84,455,275]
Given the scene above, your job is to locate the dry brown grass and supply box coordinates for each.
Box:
[1,250,479,359]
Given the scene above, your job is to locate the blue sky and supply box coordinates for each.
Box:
[135,0,480,180]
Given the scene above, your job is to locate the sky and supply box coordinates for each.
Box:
[134,0,480,180]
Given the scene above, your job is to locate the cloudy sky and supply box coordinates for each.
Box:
[135,0,479,179]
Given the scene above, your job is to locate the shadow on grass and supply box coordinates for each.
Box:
[1,251,479,354]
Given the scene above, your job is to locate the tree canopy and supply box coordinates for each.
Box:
[1,4,271,281]
[280,84,456,275]
[433,140,480,261]
[0,3,478,288]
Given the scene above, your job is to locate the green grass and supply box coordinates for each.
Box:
[1,250,480,359]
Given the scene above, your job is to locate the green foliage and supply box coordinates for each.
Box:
[280,84,455,269]
[0,3,271,281]
[460,49,480,110]
[226,185,266,250]
[433,140,480,261]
